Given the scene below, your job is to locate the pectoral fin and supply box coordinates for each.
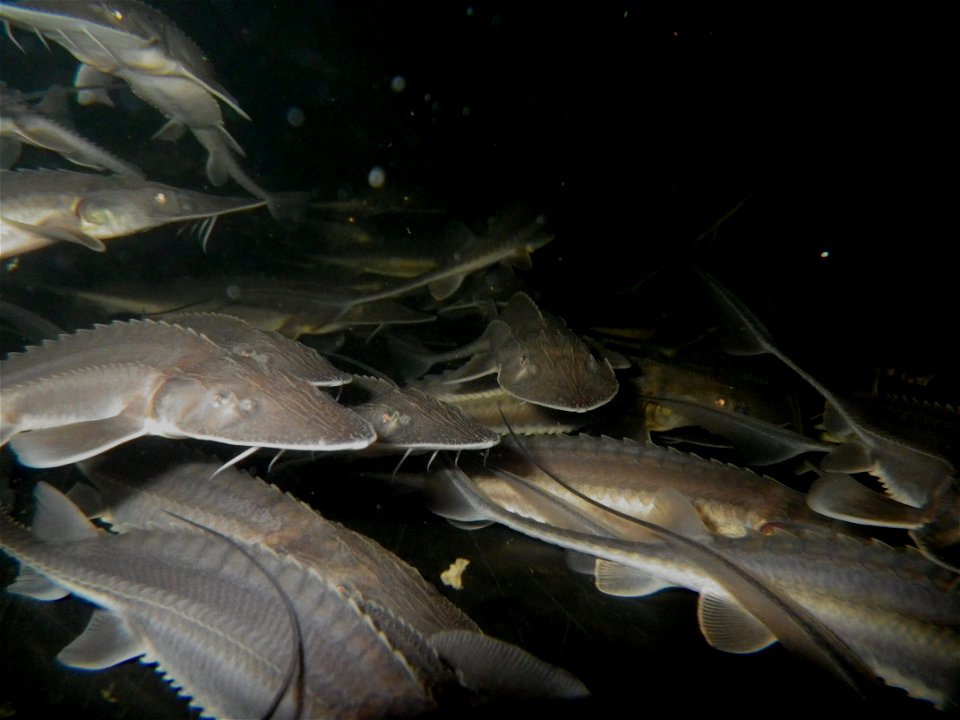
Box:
[57,610,146,669]
[807,471,926,528]
[440,351,499,384]
[2,217,105,251]
[428,274,467,302]
[7,566,70,601]
[10,413,147,468]
[697,592,777,654]
[75,64,115,107]
[151,118,186,143]
[594,559,676,597]
[819,441,875,474]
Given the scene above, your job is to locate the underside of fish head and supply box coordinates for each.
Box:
[150,366,377,451]
[496,331,620,412]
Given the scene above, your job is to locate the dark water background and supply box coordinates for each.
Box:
[0,3,954,717]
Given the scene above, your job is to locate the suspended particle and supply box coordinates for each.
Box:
[286,106,305,127]
[391,76,407,93]
[368,166,387,188]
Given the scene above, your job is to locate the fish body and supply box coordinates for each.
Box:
[76,439,483,639]
[696,267,956,509]
[415,375,597,435]
[439,466,960,710]
[0,319,376,465]
[0,482,452,719]
[695,268,960,568]
[413,292,619,412]
[0,0,274,201]
[0,168,265,258]
[441,433,836,538]
[163,312,353,387]
[67,441,588,709]
[0,84,143,175]
[329,209,554,306]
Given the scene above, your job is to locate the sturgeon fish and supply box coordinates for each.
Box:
[695,267,960,570]
[0,0,275,204]
[66,440,589,711]
[0,482,441,718]
[0,168,265,258]
[435,463,960,710]
[163,312,353,387]
[408,291,619,412]
[428,433,840,539]
[0,83,143,176]
[0,319,376,466]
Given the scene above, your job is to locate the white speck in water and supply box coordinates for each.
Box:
[286,106,305,127]
[820,250,830,258]
[368,166,386,188]
[391,75,406,93]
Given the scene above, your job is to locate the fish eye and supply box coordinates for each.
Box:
[211,392,226,408]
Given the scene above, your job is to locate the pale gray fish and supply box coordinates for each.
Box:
[71,439,589,707]
[630,353,804,430]
[0,0,281,206]
[0,84,143,176]
[436,464,960,710]
[413,374,597,436]
[165,280,436,339]
[0,319,376,466]
[300,207,554,308]
[695,266,956,510]
[695,267,960,569]
[0,168,266,259]
[439,291,620,412]
[431,433,841,539]
[163,312,353,387]
[641,394,835,466]
[0,481,451,719]
[75,438,480,639]
[44,274,435,338]
[344,375,500,450]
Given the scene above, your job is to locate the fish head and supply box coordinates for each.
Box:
[497,331,619,412]
[76,183,264,235]
[355,386,500,450]
[151,364,376,451]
